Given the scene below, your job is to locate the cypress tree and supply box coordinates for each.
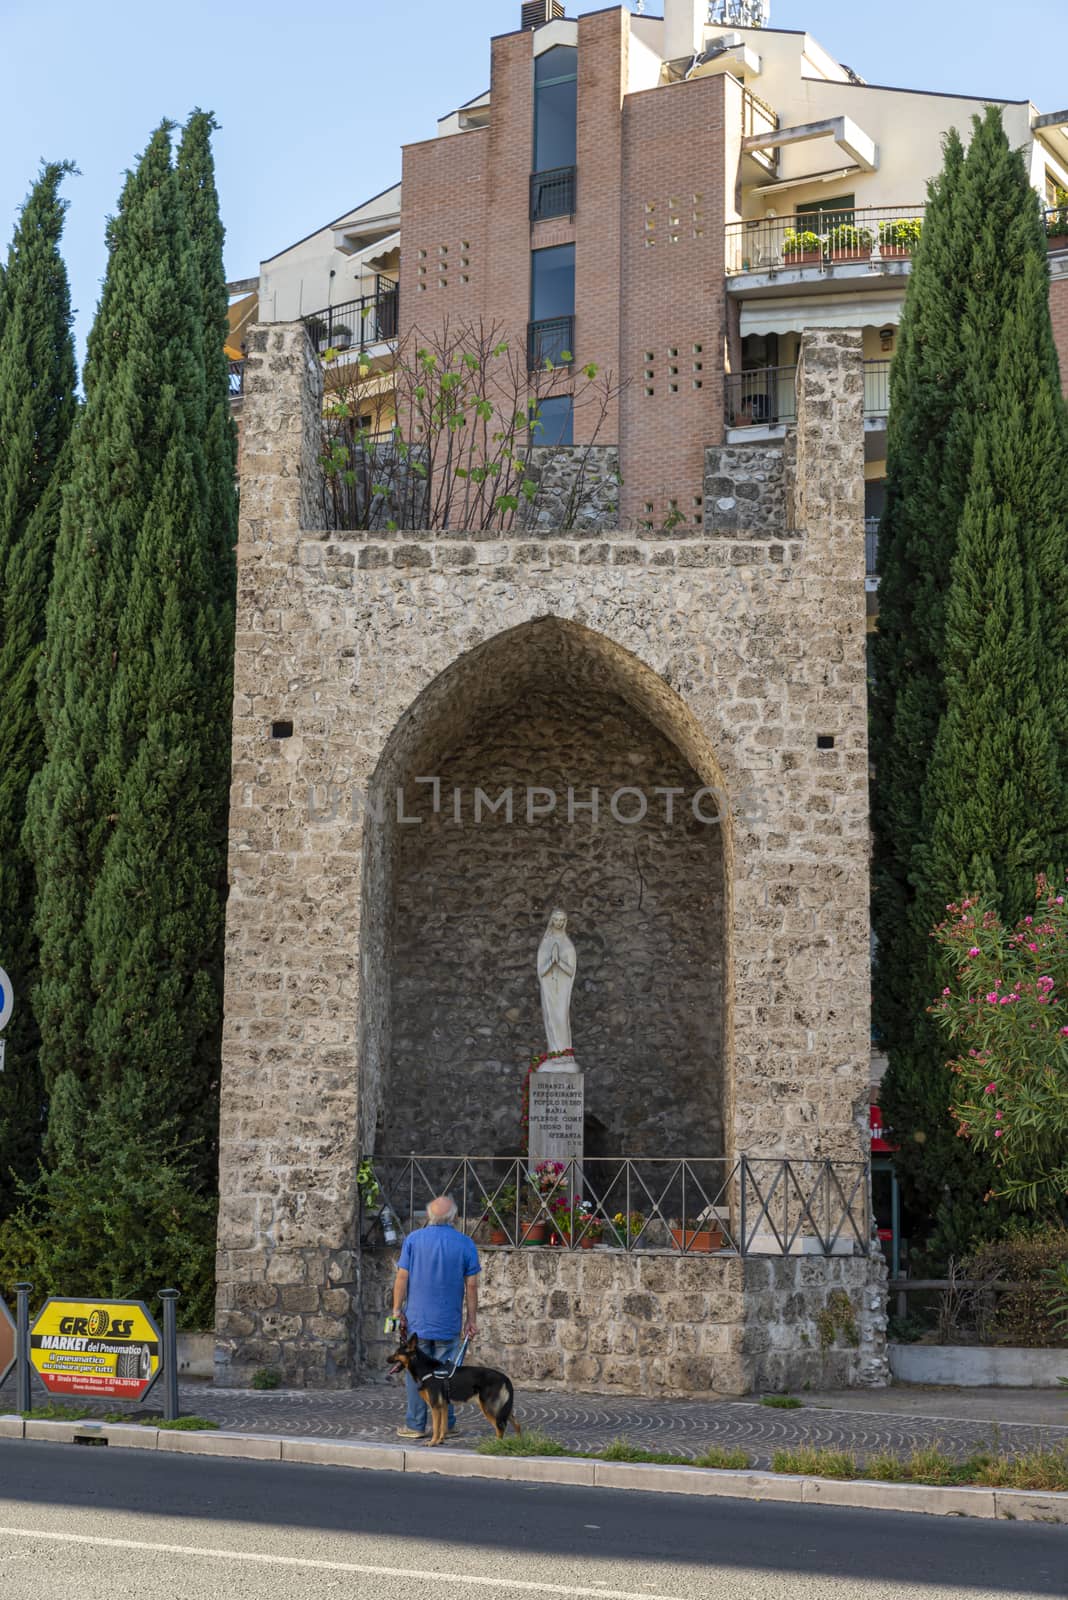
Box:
[176,109,238,596]
[0,163,77,1209]
[27,123,232,1195]
[872,108,1068,1250]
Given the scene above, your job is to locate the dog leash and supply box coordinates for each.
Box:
[430,1334,470,1382]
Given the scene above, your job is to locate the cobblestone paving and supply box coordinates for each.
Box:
[4,1375,1067,1470]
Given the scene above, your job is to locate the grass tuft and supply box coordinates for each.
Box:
[760,1395,803,1409]
[22,1403,92,1421]
[476,1428,570,1457]
[157,1416,220,1431]
[772,1446,857,1479]
[599,1436,695,1466]
[694,1445,751,1471]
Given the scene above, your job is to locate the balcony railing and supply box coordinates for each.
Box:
[530,165,577,222]
[725,205,925,276]
[740,86,779,177]
[227,359,244,398]
[302,284,399,353]
[865,517,879,582]
[1047,206,1068,247]
[528,314,575,370]
[358,1154,871,1256]
[726,360,891,430]
[725,365,797,427]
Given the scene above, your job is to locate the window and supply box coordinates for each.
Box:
[533,45,577,173]
[796,193,855,231]
[532,395,573,447]
[531,243,575,321]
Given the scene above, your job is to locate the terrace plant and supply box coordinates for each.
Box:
[782,227,822,260]
[824,223,873,256]
[318,316,622,533]
[877,217,923,253]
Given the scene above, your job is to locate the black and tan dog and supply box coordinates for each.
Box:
[389,1334,521,1446]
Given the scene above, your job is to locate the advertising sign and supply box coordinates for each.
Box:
[29,1297,162,1400]
[0,1296,14,1387]
[0,965,13,1032]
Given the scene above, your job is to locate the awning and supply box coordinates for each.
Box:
[740,294,903,337]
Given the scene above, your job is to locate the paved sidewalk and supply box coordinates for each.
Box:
[2,1375,1065,1470]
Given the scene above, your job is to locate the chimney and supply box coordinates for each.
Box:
[521,0,564,28]
[663,0,705,61]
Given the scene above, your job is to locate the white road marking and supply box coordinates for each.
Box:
[0,1526,688,1599]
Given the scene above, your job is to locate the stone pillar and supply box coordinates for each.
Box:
[215,324,359,1388]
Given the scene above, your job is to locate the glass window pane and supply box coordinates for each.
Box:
[531,243,575,321]
[534,45,577,84]
[534,77,577,171]
[533,395,573,447]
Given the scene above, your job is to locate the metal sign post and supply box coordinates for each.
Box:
[14,1283,32,1413]
[159,1288,180,1422]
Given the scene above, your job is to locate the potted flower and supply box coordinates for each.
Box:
[331,322,353,352]
[824,223,872,262]
[522,1160,566,1244]
[1047,194,1068,253]
[483,1184,518,1246]
[782,227,822,266]
[609,1210,646,1248]
[670,1217,725,1253]
[877,218,922,258]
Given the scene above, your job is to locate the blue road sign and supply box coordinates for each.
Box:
[0,966,12,1033]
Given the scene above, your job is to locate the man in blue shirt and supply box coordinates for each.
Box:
[391,1194,480,1439]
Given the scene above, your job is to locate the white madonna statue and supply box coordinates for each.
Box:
[537,908,577,1061]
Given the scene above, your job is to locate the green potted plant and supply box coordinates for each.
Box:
[522,1160,565,1243]
[331,322,353,352]
[669,1217,725,1253]
[825,223,873,261]
[1047,191,1068,252]
[877,217,922,257]
[609,1209,646,1248]
[782,227,822,266]
[484,1184,518,1246]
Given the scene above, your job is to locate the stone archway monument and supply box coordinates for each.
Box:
[214,322,887,1394]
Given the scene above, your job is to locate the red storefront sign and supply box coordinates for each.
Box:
[870,1103,897,1152]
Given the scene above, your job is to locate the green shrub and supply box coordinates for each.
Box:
[782,228,822,258]
[964,1227,1068,1346]
[760,1394,802,1408]
[694,1445,751,1470]
[157,1416,219,1431]
[250,1367,282,1391]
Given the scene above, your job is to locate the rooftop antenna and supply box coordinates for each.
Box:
[707,0,770,26]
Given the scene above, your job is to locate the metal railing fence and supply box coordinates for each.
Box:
[302,285,399,353]
[865,517,879,582]
[530,166,577,222]
[228,359,244,397]
[725,205,925,275]
[726,360,891,431]
[359,1154,871,1257]
[528,315,575,370]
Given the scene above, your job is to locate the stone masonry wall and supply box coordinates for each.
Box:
[359,1246,887,1398]
[215,322,878,1388]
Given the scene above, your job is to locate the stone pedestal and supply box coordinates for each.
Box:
[528,1065,584,1173]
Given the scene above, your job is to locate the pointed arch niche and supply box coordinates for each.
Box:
[358,618,733,1162]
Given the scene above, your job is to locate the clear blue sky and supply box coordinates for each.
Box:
[2,0,1065,366]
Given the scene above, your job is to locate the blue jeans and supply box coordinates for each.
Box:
[405,1333,462,1432]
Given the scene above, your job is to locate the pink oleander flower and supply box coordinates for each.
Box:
[942,987,951,996]
[984,1083,997,1094]
[994,1129,1003,1138]
[985,992,999,1004]
[968,947,980,957]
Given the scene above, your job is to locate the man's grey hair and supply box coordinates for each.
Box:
[426,1194,458,1225]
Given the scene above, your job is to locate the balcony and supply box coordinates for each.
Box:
[227,359,244,399]
[725,206,925,292]
[302,284,399,354]
[725,359,891,433]
[865,517,879,589]
[530,166,577,223]
[1047,206,1068,251]
[528,315,575,371]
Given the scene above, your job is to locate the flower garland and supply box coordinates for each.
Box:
[520,1047,575,1153]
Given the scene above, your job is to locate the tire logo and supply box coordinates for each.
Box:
[87,1309,110,1337]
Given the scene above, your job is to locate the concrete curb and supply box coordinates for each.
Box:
[4,1419,1067,1522]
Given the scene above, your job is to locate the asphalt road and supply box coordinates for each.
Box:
[0,1441,1063,1600]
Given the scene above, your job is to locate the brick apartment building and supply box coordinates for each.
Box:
[254,0,1068,533]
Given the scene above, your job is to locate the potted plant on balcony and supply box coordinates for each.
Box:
[877,217,922,258]
[825,223,873,262]
[782,227,822,266]
[1047,191,1068,253]
[305,316,329,352]
[331,322,353,352]
[522,1160,565,1244]
[609,1209,646,1248]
